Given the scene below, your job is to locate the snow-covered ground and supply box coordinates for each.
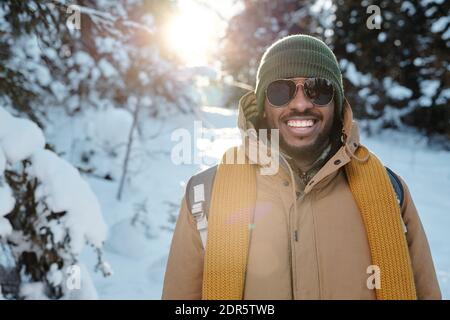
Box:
[71,105,450,299]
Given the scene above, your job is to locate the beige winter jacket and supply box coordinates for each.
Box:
[162,92,441,300]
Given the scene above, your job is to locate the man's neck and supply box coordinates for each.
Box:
[293,155,321,173]
[292,142,331,173]
[279,140,334,189]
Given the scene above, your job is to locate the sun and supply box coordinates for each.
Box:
[164,5,218,66]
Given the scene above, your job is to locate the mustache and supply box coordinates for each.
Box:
[281,109,323,122]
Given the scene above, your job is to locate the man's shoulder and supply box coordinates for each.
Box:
[186,165,218,189]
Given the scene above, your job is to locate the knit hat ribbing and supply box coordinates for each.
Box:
[255,34,344,117]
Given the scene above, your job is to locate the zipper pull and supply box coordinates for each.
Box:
[294,230,298,242]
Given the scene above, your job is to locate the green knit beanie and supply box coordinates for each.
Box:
[255,34,344,117]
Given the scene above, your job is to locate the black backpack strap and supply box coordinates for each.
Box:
[186,165,217,218]
[385,166,404,209]
[385,166,407,233]
[185,165,218,248]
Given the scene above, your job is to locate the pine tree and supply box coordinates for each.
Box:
[332,0,449,138]
[0,107,110,299]
[0,0,200,123]
[1,0,203,191]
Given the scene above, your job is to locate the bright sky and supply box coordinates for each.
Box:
[163,0,243,66]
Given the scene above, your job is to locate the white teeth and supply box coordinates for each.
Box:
[287,119,315,128]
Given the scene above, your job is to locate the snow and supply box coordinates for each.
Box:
[377,32,387,42]
[96,37,117,53]
[64,104,450,300]
[400,1,416,16]
[73,51,95,67]
[0,107,45,163]
[47,263,63,287]
[430,15,450,39]
[29,149,107,253]
[431,16,449,33]
[421,80,440,104]
[346,43,357,53]
[421,0,445,6]
[105,218,157,258]
[35,64,52,87]
[384,77,413,100]
[0,216,13,238]
[0,148,5,173]
[63,263,99,300]
[1,106,43,238]
[442,28,450,41]
[20,282,47,300]
[90,107,134,149]
[413,57,424,66]
[98,58,118,77]
[50,81,68,102]
[0,183,15,218]
[0,106,108,298]
[340,59,371,87]
[418,79,443,107]
[0,6,9,32]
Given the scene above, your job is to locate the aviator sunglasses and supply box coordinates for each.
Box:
[265,77,334,107]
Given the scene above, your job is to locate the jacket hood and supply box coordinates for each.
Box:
[235,90,362,194]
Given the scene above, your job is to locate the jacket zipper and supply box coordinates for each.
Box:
[288,202,296,299]
[280,153,303,300]
[289,190,306,299]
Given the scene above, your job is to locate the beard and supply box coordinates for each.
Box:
[279,130,330,160]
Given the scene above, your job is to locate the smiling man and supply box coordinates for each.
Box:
[258,76,340,186]
[162,35,441,300]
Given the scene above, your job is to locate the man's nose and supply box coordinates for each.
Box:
[288,85,314,113]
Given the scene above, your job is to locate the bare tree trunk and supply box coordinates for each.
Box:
[117,105,140,201]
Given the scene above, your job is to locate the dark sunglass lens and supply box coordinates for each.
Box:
[267,80,296,106]
[304,78,333,105]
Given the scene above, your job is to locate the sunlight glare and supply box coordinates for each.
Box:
[164,5,218,66]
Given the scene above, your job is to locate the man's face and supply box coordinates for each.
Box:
[263,77,335,158]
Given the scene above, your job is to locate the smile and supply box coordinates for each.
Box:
[283,117,320,138]
[286,119,316,128]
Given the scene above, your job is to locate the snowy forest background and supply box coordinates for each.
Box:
[0,0,449,299]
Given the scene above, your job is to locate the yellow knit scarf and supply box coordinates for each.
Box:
[201,147,257,299]
[202,146,416,300]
